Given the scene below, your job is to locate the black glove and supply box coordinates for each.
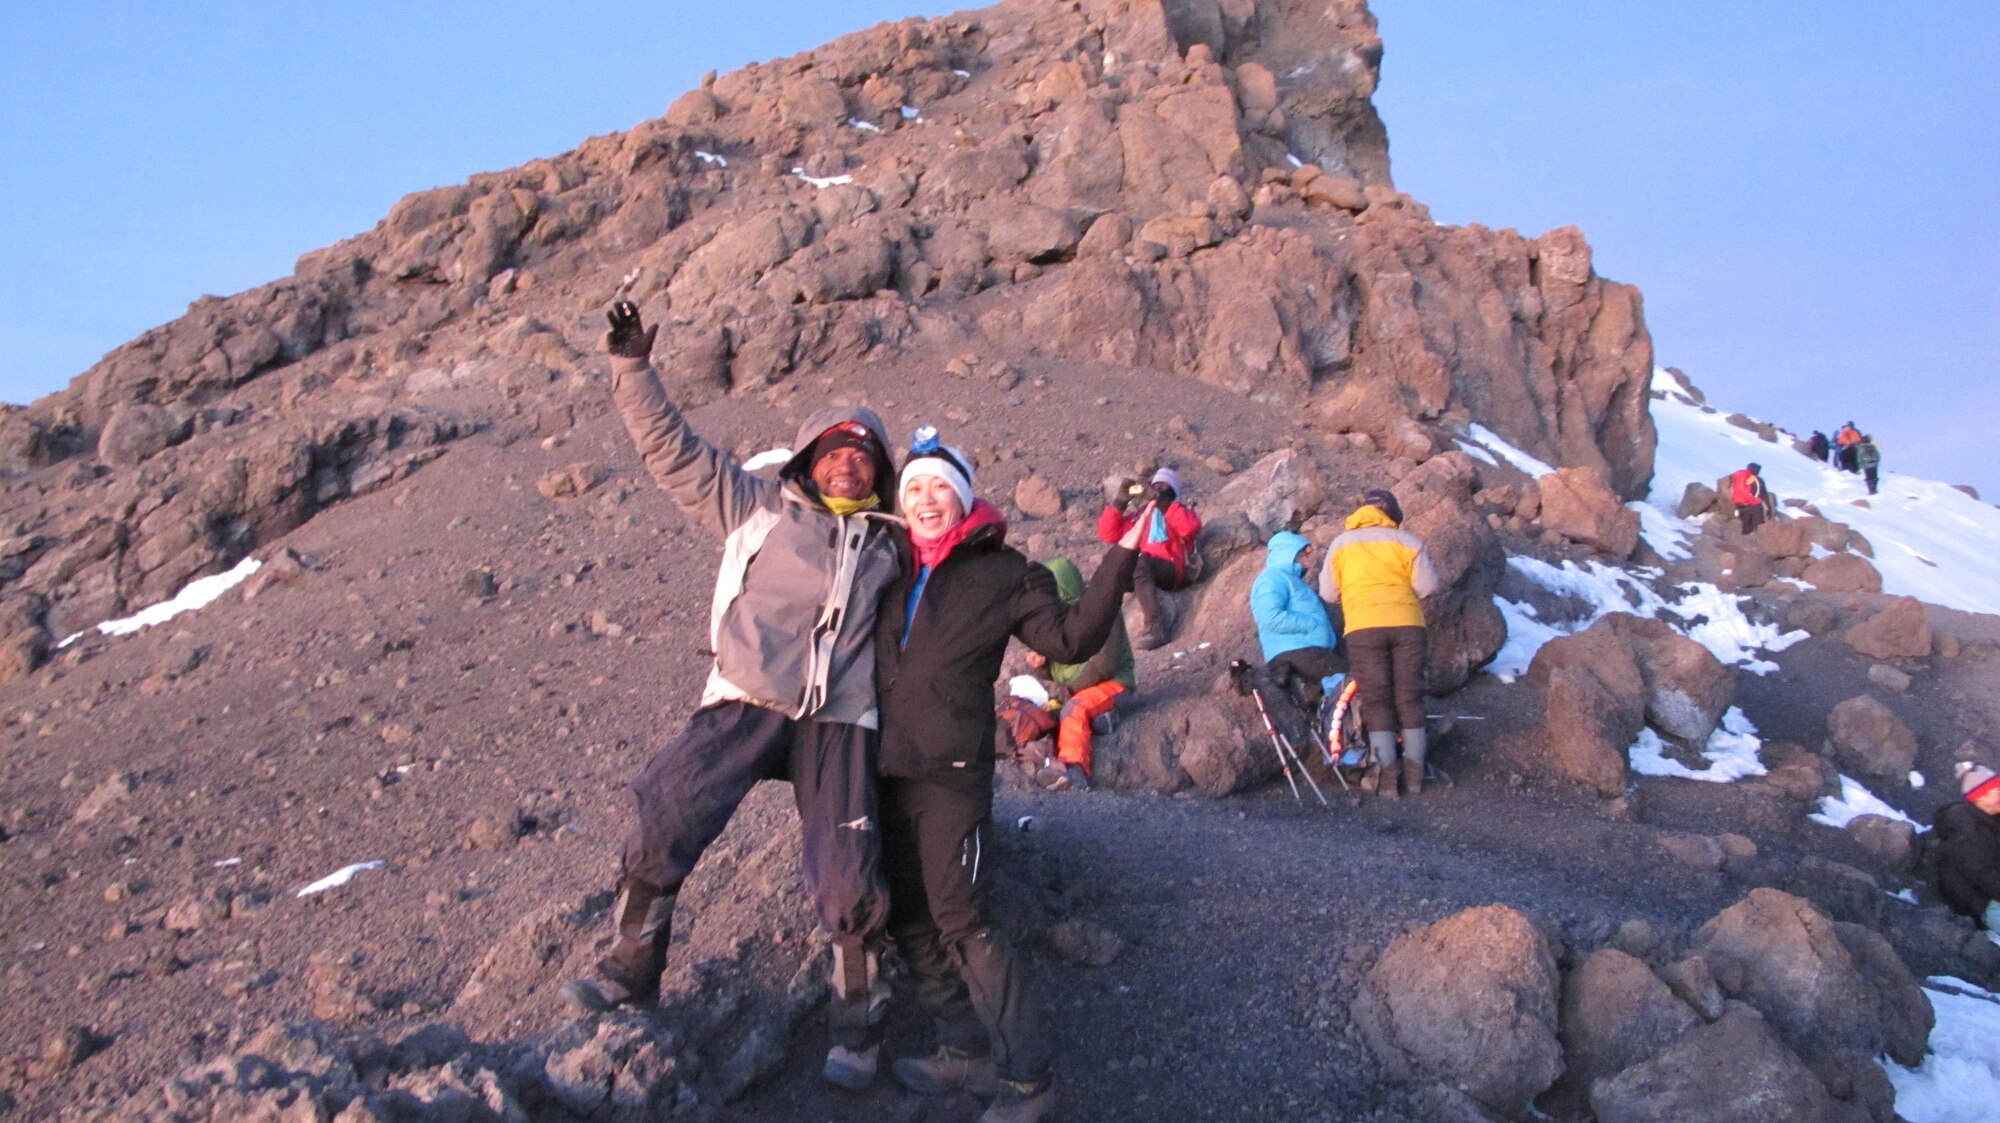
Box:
[605,300,658,360]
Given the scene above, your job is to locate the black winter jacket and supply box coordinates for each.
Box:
[1933,801,2000,923]
[876,526,1138,787]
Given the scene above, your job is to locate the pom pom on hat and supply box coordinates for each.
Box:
[900,425,975,514]
[1958,761,2000,802]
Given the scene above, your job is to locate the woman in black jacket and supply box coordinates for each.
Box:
[1935,762,2000,928]
[869,428,1144,1123]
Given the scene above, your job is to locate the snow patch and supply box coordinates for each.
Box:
[1007,676,1050,707]
[740,447,793,472]
[900,105,922,120]
[847,118,881,133]
[1464,423,1556,478]
[1889,976,2000,1123]
[296,860,385,898]
[1627,707,1767,782]
[952,68,971,78]
[1632,502,1693,561]
[791,168,855,188]
[1911,770,1927,789]
[694,150,727,167]
[1811,774,1925,832]
[1486,598,1564,683]
[1453,440,1499,467]
[1286,153,1303,167]
[61,556,262,647]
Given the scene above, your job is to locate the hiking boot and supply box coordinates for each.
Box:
[1357,765,1380,796]
[822,1043,880,1090]
[1377,764,1401,801]
[1400,727,1428,796]
[562,880,673,1012]
[980,1077,1054,1123]
[894,1046,1000,1097]
[1035,763,1071,790]
[1064,765,1091,791]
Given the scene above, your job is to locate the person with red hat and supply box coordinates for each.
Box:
[1935,761,2000,930]
[563,301,902,1090]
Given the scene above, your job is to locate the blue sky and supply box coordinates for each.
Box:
[2,2,1994,496]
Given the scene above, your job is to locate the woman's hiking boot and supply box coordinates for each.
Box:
[980,1077,1054,1123]
[1400,726,1428,795]
[1368,730,1400,800]
[894,1046,1000,1096]
[562,879,673,1012]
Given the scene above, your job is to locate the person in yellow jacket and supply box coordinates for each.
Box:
[1318,489,1440,798]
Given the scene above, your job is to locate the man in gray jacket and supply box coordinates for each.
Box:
[565,301,902,1088]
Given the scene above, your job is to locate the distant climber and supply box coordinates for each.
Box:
[1097,467,1202,650]
[1251,530,1341,708]
[1934,762,2000,930]
[1835,422,1863,473]
[1857,435,1882,496]
[1729,463,1773,535]
[563,302,901,1092]
[1806,430,1830,463]
[1318,490,1438,799]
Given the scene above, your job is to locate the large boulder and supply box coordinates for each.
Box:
[1557,948,1699,1095]
[1823,696,1919,781]
[1843,597,1930,660]
[1528,623,1646,796]
[1600,615,1736,744]
[1802,554,1882,594]
[1398,461,1508,692]
[1351,906,1564,1117]
[1537,467,1640,558]
[1195,448,1327,563]
[1588,1003,1847,1123]
[1690,888,1932,1067]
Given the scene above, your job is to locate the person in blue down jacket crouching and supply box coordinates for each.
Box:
[1251,529,1341,707]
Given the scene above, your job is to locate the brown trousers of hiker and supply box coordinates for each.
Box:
[1347,626,1427,733]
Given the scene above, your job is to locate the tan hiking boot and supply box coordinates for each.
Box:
[562,880,672,1012]
[980,1077,1054,1123]
[894,1046,1000,1097]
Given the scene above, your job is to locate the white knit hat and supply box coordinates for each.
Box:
[899,434,974,516]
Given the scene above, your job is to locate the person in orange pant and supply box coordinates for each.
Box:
[1033,557,1135,788]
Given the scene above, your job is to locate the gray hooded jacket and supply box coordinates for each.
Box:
[612,355,902,728]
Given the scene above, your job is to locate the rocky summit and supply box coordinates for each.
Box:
[1,2,1994,1122]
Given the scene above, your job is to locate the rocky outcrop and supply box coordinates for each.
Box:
[0,0,1659,664]
[1537,467,1640,558]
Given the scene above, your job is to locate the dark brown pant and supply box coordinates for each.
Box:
[620,701,887,943]
[1736,503,1767,536]
[1267,645,1344,707]
[881,776,1049,1084]
[1346,626,1426,733]
[1131,555,1188,634]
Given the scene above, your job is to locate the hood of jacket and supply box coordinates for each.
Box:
[1264,530,1309,574]
[779,404,897,511]
[1345,505,1398,531]
[1043,557,1085,604]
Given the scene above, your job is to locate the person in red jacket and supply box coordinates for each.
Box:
[1096,467,1201,649]
[1729,463,1773,535]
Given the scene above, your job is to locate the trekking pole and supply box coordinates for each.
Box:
[1276,723,1331,806]
[1246,682,1305,803]
[1248,685,1329,807]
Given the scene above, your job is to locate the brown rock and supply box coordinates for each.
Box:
[1658,833,1725,872]
[1538,467,1640,557]
[536,463,607,501]
[1351,906,1565,1116]
[1824,695,1919,780]
[1589,1003,1840,1123]
[1691,888,1932,1066]
[1843,814,1916,872]
[1866,663,1911,692]
[1558,948,1699,1095]
[1675,482,1719,519]
[97,402,191,467]
[1802,553,1882,594]
[1843,597,1930,659]
[1046,918,1125,967]
[1013,474,1064,520]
